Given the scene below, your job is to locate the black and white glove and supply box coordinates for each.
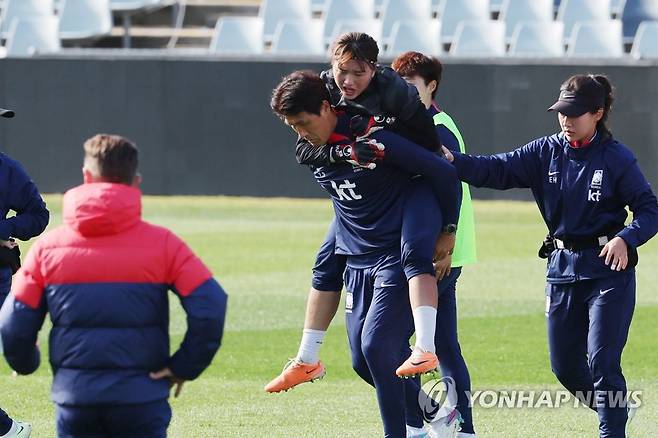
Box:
[327,114,386,168]
[329,139,385,169]
[349,114,386,138]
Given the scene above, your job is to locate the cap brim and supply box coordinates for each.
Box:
[547,100,588,117]
[0,108,15,118]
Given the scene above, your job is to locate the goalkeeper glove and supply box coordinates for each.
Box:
[329,139,385,170]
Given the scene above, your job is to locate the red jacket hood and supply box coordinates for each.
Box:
[63,183,142,237]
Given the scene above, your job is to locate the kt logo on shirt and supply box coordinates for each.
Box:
[330,179,362,201]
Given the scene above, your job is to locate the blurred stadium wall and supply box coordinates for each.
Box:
[1,56,656,199]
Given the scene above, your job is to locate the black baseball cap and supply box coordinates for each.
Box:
[547,78,605,117]
[0,108,15,118]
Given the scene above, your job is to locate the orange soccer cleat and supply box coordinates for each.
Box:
[396,349,439,378]
[264,359,326,393]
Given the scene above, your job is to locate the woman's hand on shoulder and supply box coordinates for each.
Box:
[442,146,455,163]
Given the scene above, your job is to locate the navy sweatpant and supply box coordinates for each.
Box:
[0,272,13,436]
[56,399,171,438]
[403,267,474,434]
[546,272,635,438]
[344,251,416,438]
[400,178,442,281]
[0,408,11,435]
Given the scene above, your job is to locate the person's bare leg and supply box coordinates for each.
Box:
[297,288,340,364]
[303,288,341,330]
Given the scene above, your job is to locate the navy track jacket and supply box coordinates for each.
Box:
[296,65,441,166]
[313,116,459,257]
[0,153,49,302]
[452,132,658,283]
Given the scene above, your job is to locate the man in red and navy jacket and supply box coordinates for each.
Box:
[0,134,228,437]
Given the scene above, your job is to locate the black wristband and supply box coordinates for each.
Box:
[442,224,457,234]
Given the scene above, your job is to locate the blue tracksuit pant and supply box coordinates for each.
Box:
[55,399,171,438]
[0,273,13,436]
[344,251,415,438]
[400,177,443,281]
[546,271,635,438]
[0,408,11,435]
[403,267,474,434]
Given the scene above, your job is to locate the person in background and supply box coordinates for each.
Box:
[391,51,477,438]
[0,134,227,438]
[0,106,50,438]
[442,74,657,437]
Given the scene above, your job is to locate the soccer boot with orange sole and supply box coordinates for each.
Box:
[396,349,439,378]
[264,359,326,393]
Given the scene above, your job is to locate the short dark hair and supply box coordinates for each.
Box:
[270,70,330,118]
[391,51,443,99]
[330,32,379,68]
[83,134,138,185]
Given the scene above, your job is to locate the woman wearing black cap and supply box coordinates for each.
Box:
[442,74,658,437]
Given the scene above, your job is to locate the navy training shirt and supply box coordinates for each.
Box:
[0,153,49,241]
[0,152,49,303]
[313,114,459,257]
[452,131,658,283]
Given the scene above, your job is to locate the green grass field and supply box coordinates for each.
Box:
[1,195,657,437]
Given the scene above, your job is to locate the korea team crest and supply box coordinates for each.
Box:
[588,169,603,202]
[591,170,603,188]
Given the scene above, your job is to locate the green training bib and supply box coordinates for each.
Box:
[434,111,477,267]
